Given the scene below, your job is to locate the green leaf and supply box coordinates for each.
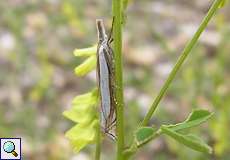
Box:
[66,120,98,152]
[135,127,158,146]
[165,109,213,131]
[219,0,229,8]
[74,55,96,76]
[161,126,212,154]
[74,45,97,57]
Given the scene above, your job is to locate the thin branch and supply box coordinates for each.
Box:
[124,0,224,158]
[95,120,101,160]
[141,0,224,127]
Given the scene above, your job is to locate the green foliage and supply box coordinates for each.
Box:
[219,0,229,8]
[134,127,158,147]
[125,109,213,158]
[161,127,212,154]
[160,109,213,154]
[63,0,224,158]
[165,109,213,131]
[63,89,99,152]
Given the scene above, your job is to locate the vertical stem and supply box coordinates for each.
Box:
[95,120,101,160]
[141,0,224,126]
[113,0,125,159]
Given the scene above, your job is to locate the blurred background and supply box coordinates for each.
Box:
[0,0,229,159]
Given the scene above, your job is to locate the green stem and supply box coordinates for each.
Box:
[141,0,223,126]
[95,121,101,160]
[113,0,125,160]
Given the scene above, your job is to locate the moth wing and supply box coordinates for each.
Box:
[98,46,111,127]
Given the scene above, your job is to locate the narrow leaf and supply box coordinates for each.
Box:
[219,0,229,8]
[74,45,97,57]
[75,55,96,76]
[166,109,213,131]
[161,126,212,154]
[135,127,158,146]
[186,109,212,122]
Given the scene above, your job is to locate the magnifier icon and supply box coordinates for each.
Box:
[3,141,18,157]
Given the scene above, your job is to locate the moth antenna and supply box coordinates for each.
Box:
[108,17,115,43]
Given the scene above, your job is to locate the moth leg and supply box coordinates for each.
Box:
[104,118,117,141]
[106,119,116,131]
[108,16,115,44]
[100,126,117,141]
[109,38,114,44]
[105,130,117,141]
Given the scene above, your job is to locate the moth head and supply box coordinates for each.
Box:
[96,19,108,42]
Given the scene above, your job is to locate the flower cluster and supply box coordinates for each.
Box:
[63,45,99,152]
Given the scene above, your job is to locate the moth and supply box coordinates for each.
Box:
[96,19,116,140]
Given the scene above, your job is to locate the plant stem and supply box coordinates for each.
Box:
[123,0,223,158]
[113,0,125,159]
[95,120,101,160]
[141,0,223,126]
